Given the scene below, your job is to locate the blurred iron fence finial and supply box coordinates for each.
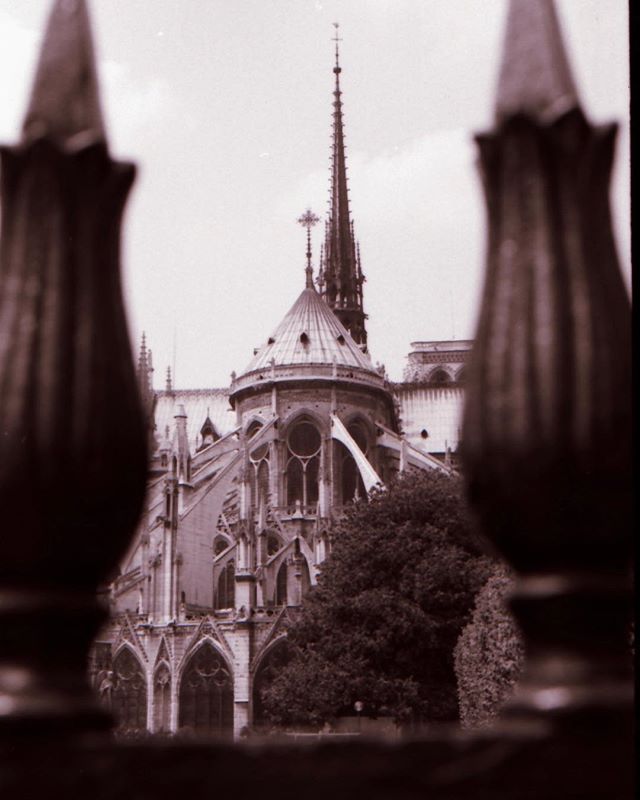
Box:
[462,0,631,727]
[0,0,147,733]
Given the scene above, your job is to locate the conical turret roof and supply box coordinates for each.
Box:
[241,287,373,376]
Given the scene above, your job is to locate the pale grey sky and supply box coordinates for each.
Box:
[0,1,630,387]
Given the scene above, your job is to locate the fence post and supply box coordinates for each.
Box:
[0,0,147,734]
[462,0,631,729]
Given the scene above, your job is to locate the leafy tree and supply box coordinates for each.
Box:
[454,563,524,728]
[261,469,493,727]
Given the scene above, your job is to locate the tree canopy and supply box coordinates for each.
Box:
[260,469,493,727]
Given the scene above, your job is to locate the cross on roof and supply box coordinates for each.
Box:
[297,208,320,230]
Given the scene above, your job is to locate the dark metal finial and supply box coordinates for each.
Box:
[463,0,631,730]
[0,0,146,733]
[495,0,579,123]
[297,208,320,290]
[22,0,106,147]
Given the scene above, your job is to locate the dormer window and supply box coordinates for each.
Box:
[268,337,275,345]
[337,334,345,345]
[300,332,309,345]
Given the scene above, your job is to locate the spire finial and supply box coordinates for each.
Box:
[297,208,320,290]
[332,22,342,74]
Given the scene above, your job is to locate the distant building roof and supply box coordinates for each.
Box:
[408,340,473,354]
[154,389,235,452]
[395,385,464,455]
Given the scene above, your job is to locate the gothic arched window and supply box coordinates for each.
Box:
[341,420,369,504]
[247,422,270,511]
[112,648,147,733]
[276,561,288,606]
[215,560,235,609]
[250,445,270,510]
[178,644,233,737]
[153,663,171,733]
[252,640,290,729]
[285,420,321,507]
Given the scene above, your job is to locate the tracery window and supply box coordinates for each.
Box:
[247,422,270,511]
[250,446,270,510]
[178,644,233,736]
[153,663,171,733]
[252,640,290,729]
[285,420,321,506]
[111,647,147,733]
[341,420,369,503]
[215,560,235,609]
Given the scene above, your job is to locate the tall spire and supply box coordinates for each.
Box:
[137,332,151,397]
[320,23,368,352]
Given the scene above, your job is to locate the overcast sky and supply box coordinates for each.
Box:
[0,1,630,387]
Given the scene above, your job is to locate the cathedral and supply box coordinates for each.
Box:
[92,36,471,738]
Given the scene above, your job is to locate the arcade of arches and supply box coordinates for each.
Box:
[103,643,235,737]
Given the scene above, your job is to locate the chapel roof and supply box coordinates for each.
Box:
[239,286,375,377]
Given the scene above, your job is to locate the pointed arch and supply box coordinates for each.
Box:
[178,642,233,737]
[428,367,452,384]
[112,645,147,733]
[284,416,322,507]
[252,637,290,729]
[215,559,235,609]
